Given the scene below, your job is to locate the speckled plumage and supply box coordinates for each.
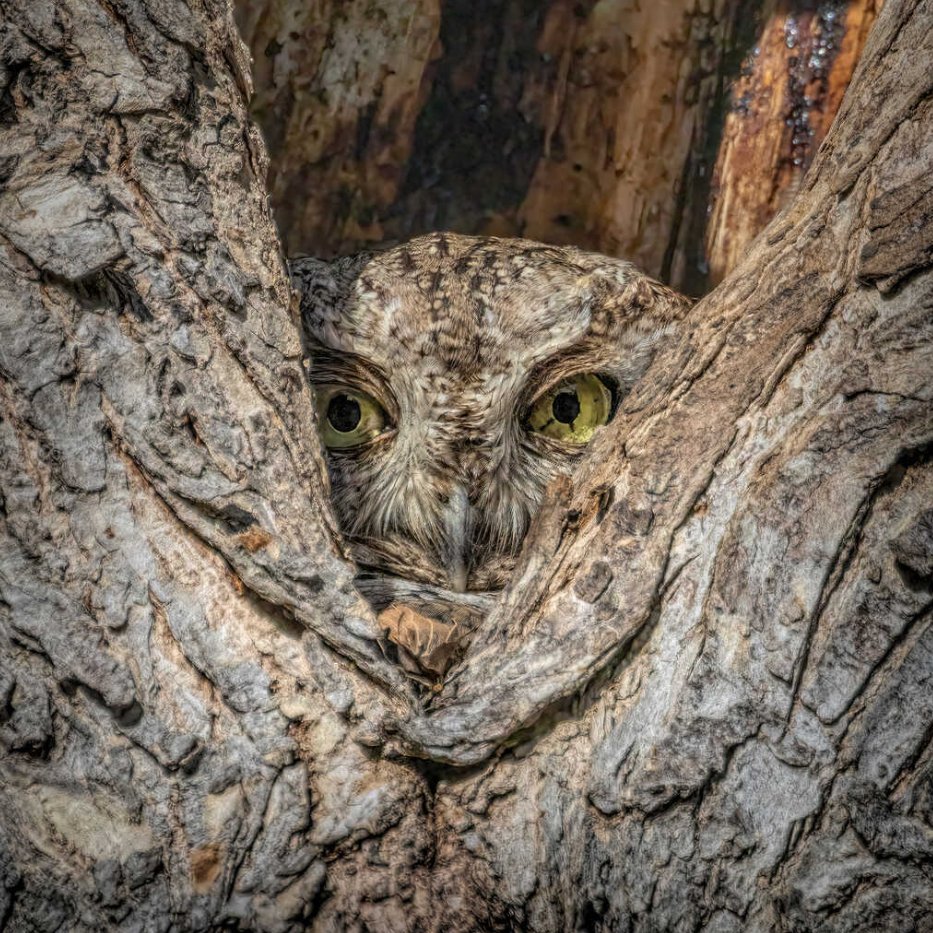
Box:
[292,233,689,629]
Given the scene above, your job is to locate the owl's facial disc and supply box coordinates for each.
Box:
[310,366,617,594]
[294,232,690,606]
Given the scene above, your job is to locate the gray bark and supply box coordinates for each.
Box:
[0,0,931,931]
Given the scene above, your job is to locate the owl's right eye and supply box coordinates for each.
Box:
[315,386,388,449]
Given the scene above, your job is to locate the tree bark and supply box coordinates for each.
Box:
[236,0,879,296]
[0,2,931,933]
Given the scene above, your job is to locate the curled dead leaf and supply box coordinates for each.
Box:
[378,603,462,682]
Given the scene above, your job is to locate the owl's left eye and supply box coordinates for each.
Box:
[315,386,388,449]
[525,373,614,445]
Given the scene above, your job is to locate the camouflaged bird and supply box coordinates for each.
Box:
[292,233,689,678]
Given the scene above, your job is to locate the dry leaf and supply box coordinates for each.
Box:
[378,603,462,681]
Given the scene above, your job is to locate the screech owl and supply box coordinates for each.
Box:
[292,233,689,652]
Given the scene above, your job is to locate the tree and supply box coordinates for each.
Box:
[235,0,880,293]
[0,0,930,931]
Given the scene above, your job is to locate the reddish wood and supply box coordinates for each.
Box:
[705,0,881,285]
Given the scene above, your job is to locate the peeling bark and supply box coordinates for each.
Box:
[0,1,931,932]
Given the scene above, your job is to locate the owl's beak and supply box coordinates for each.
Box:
[441,485,473,593]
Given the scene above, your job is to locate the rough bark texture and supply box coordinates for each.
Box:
[235,0,879,296]
[0,2,931,933]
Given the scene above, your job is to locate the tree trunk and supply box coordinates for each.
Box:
[235,0,880,296]
[0,2,931,933]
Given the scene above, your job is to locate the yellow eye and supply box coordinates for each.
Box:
[526,373,613,445]
[315,386,388,449]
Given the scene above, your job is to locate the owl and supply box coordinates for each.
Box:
[292,233,688,670]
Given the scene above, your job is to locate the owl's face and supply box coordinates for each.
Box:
[294,234,687,597]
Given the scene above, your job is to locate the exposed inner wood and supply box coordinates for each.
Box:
[705,0,881,285]
[237,0,879,294]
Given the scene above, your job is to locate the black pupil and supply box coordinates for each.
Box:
[327,394,362,433]
[552,390,580,425]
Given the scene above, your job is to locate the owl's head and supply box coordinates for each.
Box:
[293,233,688,601]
